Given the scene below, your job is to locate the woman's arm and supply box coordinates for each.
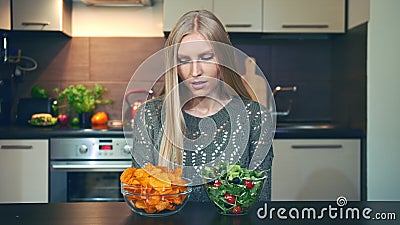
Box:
[247,101,274,201]
[130,101,160,167]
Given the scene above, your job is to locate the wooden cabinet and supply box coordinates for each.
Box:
[12,0,72,35]
[271,139,361,201]
[213,0,262,32]
[163,0,213,32]
[263,0,346,33]
[0,139,49,203]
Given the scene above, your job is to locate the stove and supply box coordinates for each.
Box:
[49,137,132,202]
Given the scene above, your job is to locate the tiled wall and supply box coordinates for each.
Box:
[1,28,366,129]
[2,32,165,121]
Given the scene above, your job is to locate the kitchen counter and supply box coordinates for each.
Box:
[0,124,365,139]
[0,201,397,225]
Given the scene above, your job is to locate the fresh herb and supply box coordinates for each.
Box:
[54,84,113,114]
[202,162,268,215]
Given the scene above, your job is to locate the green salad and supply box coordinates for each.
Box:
[202,163,268,215]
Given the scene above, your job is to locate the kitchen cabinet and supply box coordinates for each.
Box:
[213,0,262,32]
[0,0,11,30]
[163,0,262,33]
[263,0,346,33]
[0,139,49,203]
[163,0,213,32]
[164,0,346,33]
[12,0,72,36]
[271,139,361,201]
[348,0,370,30]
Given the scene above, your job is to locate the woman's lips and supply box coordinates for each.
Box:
[191,80,207,90]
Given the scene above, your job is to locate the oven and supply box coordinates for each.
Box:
[49,138,132,202]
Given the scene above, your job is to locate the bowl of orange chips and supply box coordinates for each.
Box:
[120,163,192,217]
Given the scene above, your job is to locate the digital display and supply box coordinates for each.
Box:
[100,145,113,150]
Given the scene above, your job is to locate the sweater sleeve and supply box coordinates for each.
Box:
[247,101,274,201]
[130,100,160,168]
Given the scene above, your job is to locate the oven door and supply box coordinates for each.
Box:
[50,161,131,202]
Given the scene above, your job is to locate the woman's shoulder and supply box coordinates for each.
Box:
[135,97,164,119]
[231,96,268,112]
[139,97,164,110]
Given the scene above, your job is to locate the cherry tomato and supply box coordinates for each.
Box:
[213,180,222,189]
[231,205,242,214]
[244,180,254,189]
[224,193,236,204]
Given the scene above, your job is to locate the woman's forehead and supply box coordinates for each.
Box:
[177,41,213,57]
[178,33,213,56]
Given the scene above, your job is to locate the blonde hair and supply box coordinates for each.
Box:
[158,10,256,168]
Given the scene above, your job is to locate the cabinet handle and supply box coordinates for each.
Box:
[291,144,343,149]
[1,145,33,150]
[21,22,50,26]
[225,24,252,28]
[282,24,329,29]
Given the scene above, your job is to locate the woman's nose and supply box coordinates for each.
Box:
[190,60,202,77]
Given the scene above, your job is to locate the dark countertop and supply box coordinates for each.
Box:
[0,201,397,225]
[0,124,365,139]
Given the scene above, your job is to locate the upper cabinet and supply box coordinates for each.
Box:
[263,0,346,33]
[163,0,213,32]
[213,0,262,32]
[0,0,11,30]
[347,0,370,30]
[12,0,72,36]
[163,0,262,33]
[164,0,347,34]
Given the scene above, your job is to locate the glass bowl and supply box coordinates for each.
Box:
[204,166,267,216]
[121,182,192,217]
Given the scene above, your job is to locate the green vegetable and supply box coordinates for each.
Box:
[31,85,48,99]
[70,117,80,126]
[202,163,269,215]
[54,84,113,114]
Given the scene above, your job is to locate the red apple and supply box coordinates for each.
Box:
[57,114,69,126]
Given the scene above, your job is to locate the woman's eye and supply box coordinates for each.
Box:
[178,58,190,64]
[200,53,214,61]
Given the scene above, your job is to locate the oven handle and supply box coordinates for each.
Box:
[51,162,132,172]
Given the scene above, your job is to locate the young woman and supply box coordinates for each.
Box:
[131,10,274,201]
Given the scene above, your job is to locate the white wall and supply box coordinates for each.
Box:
[367,0,400,200]
[71,0,163,37]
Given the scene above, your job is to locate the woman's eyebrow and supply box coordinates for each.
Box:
[177,49,214,58]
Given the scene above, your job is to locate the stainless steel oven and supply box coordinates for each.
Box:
[50,138,132,202]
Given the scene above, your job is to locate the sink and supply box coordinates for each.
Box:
[276,123,336,130]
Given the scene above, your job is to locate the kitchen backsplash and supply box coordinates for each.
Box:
[1,25,366,129]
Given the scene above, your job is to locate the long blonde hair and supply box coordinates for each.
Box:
[158,10,256,168]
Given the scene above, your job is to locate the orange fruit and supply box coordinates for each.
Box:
[91,112,108,125]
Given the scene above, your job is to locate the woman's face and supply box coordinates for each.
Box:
[177,32,220,98]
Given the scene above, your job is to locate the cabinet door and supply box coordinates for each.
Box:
[213,0,262,32]
[0,0,11,30]
[263,0,346,33]
[12,0,63,31]
[163,0,213,32]
[0,139,49,203]
[271,139,361,201]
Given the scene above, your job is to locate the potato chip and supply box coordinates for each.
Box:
[134,200,146,209]
[155,201,170,211]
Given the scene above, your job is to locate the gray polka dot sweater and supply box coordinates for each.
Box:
[130,95,274,202]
